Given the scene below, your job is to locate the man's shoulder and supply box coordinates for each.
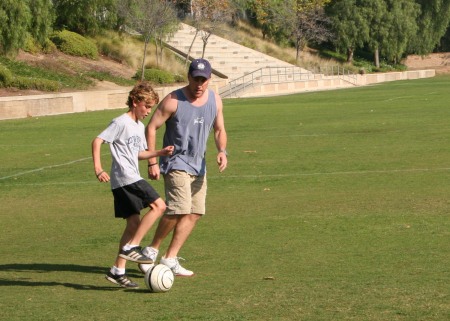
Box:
[160,90,181,112]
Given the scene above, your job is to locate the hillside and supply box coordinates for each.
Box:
[1,22,449,98]
[0,50,137,97]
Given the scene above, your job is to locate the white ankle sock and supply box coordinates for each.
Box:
[111,266,125,275]
[122,244,138,251]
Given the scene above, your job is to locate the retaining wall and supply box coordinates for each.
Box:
[0,69,435,120]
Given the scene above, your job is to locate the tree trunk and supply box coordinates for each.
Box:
[347,47,354,63]
[185,29,199,68]
[155,36,159,67]
[159,37,164,64]
[295,38,301,64]
[374,48,380,68]
[141,39,149,81]
[201,32,211,58]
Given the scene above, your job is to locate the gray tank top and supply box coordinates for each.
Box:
[160,88,217,176]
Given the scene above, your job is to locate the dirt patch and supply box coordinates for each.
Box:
[403,52,450,74]
[0,51,136,97]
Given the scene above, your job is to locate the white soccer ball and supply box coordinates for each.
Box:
[144,264,174,292]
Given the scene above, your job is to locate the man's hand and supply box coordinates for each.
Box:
[217,151,228,172]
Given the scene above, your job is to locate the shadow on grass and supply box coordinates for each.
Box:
[0,263,144,291]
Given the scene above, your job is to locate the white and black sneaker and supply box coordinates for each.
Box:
[119,246,154,264]
[160,256,194,277]
[105,272,139,288]
[138,247,159,273]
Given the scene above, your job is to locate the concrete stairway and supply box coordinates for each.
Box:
[165,23,302,84]
[164,23,361,97]
[163,23,436,98]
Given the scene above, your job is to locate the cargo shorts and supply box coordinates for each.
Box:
[163,170,207,215]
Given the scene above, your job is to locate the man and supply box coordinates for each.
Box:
[144,58,228,276]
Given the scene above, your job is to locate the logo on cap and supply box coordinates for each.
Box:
[189,58,211,78]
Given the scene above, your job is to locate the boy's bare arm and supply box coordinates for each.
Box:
[138,145,174,160]
[92,137,110,182]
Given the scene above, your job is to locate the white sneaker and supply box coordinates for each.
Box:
[142,246,159,261]
[160,256,194,277]
[138,247,159,274]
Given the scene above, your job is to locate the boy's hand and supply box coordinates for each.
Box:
[96,170,110,182]
[162,145,174,156]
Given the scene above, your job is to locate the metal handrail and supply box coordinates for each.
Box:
[219,66,357,98]
[312,65,358,85]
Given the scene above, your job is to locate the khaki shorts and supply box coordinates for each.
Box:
[163,170,207,215]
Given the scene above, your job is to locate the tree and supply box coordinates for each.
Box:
[409,0,450,54]
[27,0,54,46]
[326,0,369,63]
[274,0,332,63]
[381,0,419,64]
[358,0,390,68]
[118,0,179,80]
[53,0,118,36]
[248,0,278,40]
[228,0,250,26]
[0,0,31,56]
[191,0,234,58]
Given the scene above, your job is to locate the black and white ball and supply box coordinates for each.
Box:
[144,264,174,292]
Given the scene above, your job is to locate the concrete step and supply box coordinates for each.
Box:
[164,23,297,81]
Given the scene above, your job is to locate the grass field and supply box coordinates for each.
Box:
[1,75,449,321]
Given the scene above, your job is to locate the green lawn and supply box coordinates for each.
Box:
[0,75,449,321]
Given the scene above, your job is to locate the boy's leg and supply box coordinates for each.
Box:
[120,198,166,263]
[106,214,140,288]
[127,197,166,245]
[115,214,140,269]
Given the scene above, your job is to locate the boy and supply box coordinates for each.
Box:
[92,81,174,288]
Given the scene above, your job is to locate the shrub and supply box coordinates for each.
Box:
[42,39,57,54]
[174,73,186,83]
[11,76,61,91]
[50,30,98,59]
[23,33,41,55]
[85,71,135,86]
[0,64,14,87]
[134,68,176,84]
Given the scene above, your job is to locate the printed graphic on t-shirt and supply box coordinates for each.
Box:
[127,135,141,152]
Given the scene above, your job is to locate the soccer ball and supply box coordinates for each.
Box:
[144,264,174,292]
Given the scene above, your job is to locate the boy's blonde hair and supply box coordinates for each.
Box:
[127,81,159,109]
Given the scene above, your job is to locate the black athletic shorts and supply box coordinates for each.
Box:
[112,179,160,218]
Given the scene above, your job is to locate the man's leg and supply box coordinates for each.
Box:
[165,213,201,258]
[149,214,178,250]
[158,214,201,277]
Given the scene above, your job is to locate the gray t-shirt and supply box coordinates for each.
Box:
[160,89,217,176]
[98,113,147,189]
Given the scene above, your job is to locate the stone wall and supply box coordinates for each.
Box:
[0,69,435,120]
